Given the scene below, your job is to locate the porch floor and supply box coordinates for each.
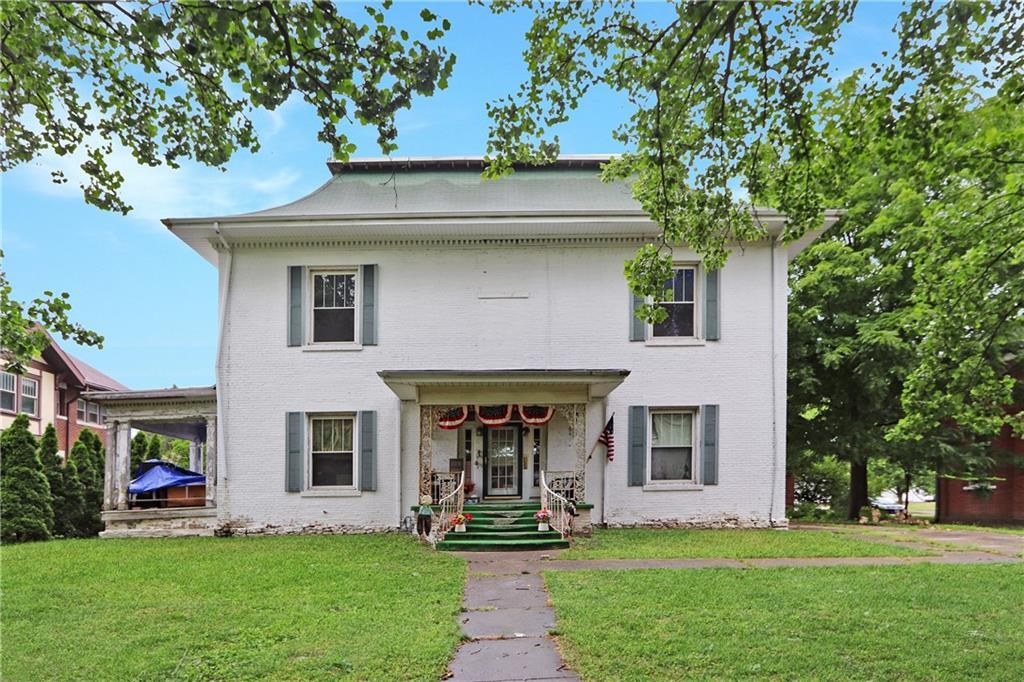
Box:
[437,502,569,552]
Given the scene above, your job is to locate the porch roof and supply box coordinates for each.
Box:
[377,369,629,404]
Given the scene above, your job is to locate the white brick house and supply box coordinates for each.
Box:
[94,156,836,538]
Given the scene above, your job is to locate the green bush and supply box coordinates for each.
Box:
[1,414,54,543]
[38,423,86,539]
[70,438,103,537]
[130,432,148,475]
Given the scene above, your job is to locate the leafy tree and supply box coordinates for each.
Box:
[70,438,103,537]
[146,433,163,462]
[1,254,103,374]
[130,432,149,476]
[38,423,86,539]
[486,1,1023,445]
[1,0,456,369]
[1,0,455,214]
[0,414,54,542]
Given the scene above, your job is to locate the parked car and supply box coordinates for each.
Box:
[871,499,905,514]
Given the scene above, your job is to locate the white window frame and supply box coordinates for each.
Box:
[19,376,39,416]
[646,407,699,487]
[0,371,16,414]
[308,268,360,347]
[77,399,103,425]
[307,413,359,491]
[647,263,702,343]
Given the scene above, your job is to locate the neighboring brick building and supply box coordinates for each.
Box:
[1,335,128,456]
[936,424,1024,524]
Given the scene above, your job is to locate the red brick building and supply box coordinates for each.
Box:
[936,424,1024,524]
[1,336,128,455]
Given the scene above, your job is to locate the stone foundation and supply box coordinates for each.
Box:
[100,507,218,538]
[215,517,398,537]
[606,515,788,530]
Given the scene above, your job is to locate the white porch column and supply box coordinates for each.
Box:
[114,421,132,510]
[204,416,217,507]
[103,422,117,511]
[188,440,200,472]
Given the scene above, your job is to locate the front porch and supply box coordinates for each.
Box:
[382,369,628,549]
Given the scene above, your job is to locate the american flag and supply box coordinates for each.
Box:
[597,415,615,461]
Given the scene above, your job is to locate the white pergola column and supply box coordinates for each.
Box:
[188,440,201,472]
[204,416,217,507]
[103,421,117,511]
[114,421,132,510]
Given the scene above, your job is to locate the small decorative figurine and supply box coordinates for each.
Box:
[417,494,434,540]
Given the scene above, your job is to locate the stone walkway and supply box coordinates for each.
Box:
[446,553,579,681]
[444,526,1021,680]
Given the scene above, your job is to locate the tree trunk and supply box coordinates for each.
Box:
[903,471,912,511]
[847,460,869,520]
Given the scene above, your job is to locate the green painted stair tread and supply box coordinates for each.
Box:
[436,537,569,551]
[447,531,563,541]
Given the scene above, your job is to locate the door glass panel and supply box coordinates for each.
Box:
[488,428,518,495]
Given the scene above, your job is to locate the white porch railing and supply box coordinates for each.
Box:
[540,470,572,539]
[430,470,464,546]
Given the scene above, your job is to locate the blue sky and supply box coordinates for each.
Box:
[2,2,901,389]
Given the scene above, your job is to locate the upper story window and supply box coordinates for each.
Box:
[312,271,358,344]
[57,388,68,417]
[20,377,39,416]
[649,410,694,482]
[652,266,697,338]
[77,399,104,425]
[1,372,16,412]
[310,415,355,487]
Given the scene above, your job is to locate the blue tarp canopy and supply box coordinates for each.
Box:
[129,460,205,494]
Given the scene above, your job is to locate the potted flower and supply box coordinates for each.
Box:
[451,512,473,532]
[535,509,552,532]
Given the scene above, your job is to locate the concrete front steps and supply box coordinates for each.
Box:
[436,501,569,551]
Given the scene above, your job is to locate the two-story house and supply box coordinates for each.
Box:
[1,333,128,455]
[93,156,837,541]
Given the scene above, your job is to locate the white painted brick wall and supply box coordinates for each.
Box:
[217,239,787,529]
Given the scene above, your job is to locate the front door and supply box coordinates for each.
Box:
[484,426,521,497]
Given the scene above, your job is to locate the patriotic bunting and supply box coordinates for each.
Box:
[437,405,469,430]
[517,404,555,426]
[475,404,515,427]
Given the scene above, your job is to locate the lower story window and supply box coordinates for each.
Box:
[650,410,694,481]
[311,416,354,487]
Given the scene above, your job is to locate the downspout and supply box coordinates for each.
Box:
[214,222,232,497]
[768,238,779,526]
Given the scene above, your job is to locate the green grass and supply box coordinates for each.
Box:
[929,524,1024,536]
[559,528,929,560]
[546,564,1024,680]
[907,501,935,518]
[1,534,465,681]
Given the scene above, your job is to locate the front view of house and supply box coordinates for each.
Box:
[91,156,837,539]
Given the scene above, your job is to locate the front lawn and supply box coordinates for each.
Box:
[560,528,929,560]
[1,534,465,681]
[546,564,1024,680]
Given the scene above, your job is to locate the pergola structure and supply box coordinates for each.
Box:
[85,386,217,534]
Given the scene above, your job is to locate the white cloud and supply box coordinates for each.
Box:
[8,139,302,227]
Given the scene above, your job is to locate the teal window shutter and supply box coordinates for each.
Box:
[701,404,719,485]
[359,411,377,491]
[286,412,304,492]
[629,292,645,341]
[628,405,647,486]
[704,269,720,340]
[288,266,304,347]
[361,264,377,346]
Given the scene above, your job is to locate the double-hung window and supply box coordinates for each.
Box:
[20,377,38,416]
[77,399,103,424]
[649,410,695,481]
[1,372,15,412]
[310,416,355,487]
[311,271,358,343]
[653,266,697,338]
